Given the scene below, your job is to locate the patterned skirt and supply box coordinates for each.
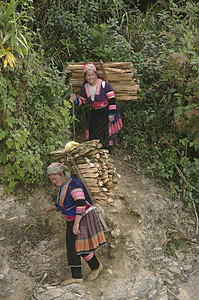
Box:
[75,209,106,255]
[85,105,123,149]
[109,107,123,146]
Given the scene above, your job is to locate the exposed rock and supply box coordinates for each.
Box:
[128,275,157,299]
[175,250,185,262]
[111,228,120,238]
[167,264,182,276]
[100,281,128,300]
[178,274,199,300]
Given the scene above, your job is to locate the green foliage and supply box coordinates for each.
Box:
[164,240,187,256]
[0,54,72,192]
[0,1,72,193]
[30,0,131,65]
[118,1,199,208]
[0,0,198,212]
[0,0,32,67]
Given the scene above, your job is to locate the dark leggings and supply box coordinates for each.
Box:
[66,220,100,279]
[89,106,109,150]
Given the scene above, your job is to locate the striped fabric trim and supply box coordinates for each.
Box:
[57,179,72,207]
[109,104,116,110]
[76,206,86,215]
[95,79,102,95]
[71,188,85,201]
[85,84,91,98]
[108,112,123,146]
[76,232,106,253]
[64,203,93,221]
[78,96,86,106]
[64,215,75,221]
[82,252,94,261]
[89,98,108,109]
[109,118,123,135]
[106,91,115,99]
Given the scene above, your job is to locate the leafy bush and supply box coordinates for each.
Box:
[0,1,72,192]
[0,53,72,192]
[118,1,199,208]
[31,0,131,65]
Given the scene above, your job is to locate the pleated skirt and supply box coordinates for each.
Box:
[75,209,106,255]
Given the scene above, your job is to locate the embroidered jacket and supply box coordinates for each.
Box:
[56,177,93,221]
[75,79,116,116]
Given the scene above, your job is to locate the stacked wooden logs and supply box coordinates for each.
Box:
[65,61,140,101]
[50,140,121,205]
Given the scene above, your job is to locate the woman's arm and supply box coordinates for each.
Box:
[71,187,87,235]
[43,205,57,214]
[73,200,86,235]
[75,84,87,106]
[105,82,117,122]
[73,214,82,235]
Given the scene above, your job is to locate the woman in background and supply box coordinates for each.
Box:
[71,63,123,153]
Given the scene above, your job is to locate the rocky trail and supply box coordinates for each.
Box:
[0,154,199,300]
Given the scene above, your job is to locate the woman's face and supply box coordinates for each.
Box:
[85,70,98,86]
[49,173,66,186]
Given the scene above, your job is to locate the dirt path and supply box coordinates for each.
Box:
[0,155,199,300]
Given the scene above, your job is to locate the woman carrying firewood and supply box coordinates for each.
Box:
[43,162,106,285]
[70,63,123,154]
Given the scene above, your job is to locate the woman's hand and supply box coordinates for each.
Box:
[109,115,115,123]
[73,222,80,235]
[70,94,76,101]
[43,205,57,214]
[73,214,82,235]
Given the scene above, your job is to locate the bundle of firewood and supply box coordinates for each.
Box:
[65,61,140,101]
[50,140,121,205]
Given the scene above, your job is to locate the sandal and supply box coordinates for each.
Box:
[61,278,83,286]
[87,264,103,281]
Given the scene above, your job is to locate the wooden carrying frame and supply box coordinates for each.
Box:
[65,61,140,101]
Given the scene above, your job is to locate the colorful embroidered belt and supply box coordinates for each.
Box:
[90,99,108,109]
[84,206,95,215]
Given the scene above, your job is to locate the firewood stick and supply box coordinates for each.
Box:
[77,163,95,169]
[70,84,76,141]
[80,167,99,173]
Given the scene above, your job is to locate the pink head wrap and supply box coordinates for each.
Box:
[82,63,97,74]
[47,162,71,181]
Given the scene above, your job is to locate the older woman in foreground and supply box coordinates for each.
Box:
[43,162,106,285]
